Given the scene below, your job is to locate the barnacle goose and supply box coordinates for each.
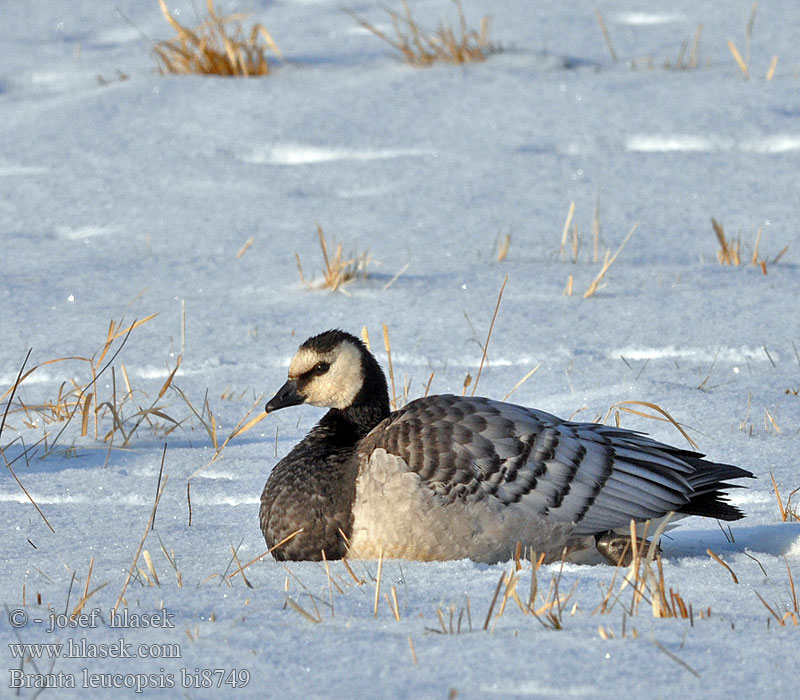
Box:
[260,330,753,564]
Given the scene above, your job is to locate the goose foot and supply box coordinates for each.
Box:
[595,532,661,566]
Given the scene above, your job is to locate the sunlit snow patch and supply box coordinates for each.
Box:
[346,24,392,36]
[56,225,115,240]
[189,494,260,506]
[0,162,48,176]
[482,681,595,697]
[733,490,773,505]
[740,135,800,153]
[334,184,394,198]
[628,134,800,154]
[0,493,150,505]
[242,143,429,165]
[615,13,685,25]
[626,135,718,152]
[613,345,771,362]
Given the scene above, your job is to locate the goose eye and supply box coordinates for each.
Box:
[312,362,330,375]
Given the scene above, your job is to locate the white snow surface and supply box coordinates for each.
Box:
[2,1,800,698]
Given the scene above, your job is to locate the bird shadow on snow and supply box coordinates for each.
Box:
[662,521,800,560]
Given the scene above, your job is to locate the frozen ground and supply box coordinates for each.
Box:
[2,1,799,698]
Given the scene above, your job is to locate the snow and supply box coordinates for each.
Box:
[2,1,799,698]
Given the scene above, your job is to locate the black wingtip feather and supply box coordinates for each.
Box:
[672,454,755,521]
[678,491,747,521]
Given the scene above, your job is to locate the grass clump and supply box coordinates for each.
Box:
[346,0,496,67]
[711,218,787,273]
[0,316,183,457]
[153,0,282,77]
[296,225,371,293]
[726,3,780,80]
[557,200,638,299]
[595,10,707,71]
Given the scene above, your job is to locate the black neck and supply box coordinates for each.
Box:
[323,351,391,437]
[350,347,391,422]
[324,403,387,437]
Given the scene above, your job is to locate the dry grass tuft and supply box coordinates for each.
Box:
[712,217,743,265]
[711,218,787,273]
[296,225,371,293]
[558,200,602,265]
[662,24,704,71]
[346,1,496,67]
[0,316,181,456]
[728,2,758,79]
[1,315,268,477]
[632,24,706,71]
[434,540,706,636]
[595,10,706,71]
[726,3,780,80]
[555,201,636,298]
[174,384,266,463]
[153,0,282,77]
[594,517,707,639]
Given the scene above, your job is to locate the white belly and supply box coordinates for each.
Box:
[346,448,581,563]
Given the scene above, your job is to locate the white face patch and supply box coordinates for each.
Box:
[288,340,364,409]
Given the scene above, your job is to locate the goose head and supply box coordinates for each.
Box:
[266,330,390,417]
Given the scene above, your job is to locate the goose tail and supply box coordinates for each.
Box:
[678,457,755,521]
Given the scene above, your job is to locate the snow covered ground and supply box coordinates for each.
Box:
[2,1,799,697]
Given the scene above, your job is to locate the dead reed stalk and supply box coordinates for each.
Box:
[583,223,638,298]
[771,473,800,522]
[602,399,698,449]
[471,275,508,396]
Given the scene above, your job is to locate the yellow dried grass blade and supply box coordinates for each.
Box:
[560,201,575,261]
[606,400,698,450]
[80,393,93,437]
[584,223,638,298]
[286,596,321,624]
[143,550,161,586]
[712,218,731,264]
[255,24,284,60]
[107,315,158,346]
[158,0,188,36]
[502,365,540,402]
[158,356,182,398]
[707,548,738,583]
[228,409,268,441]
[770,472,787,522]
[727,39,748,76]
[766,54,778,80]
[472,275,508,396]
